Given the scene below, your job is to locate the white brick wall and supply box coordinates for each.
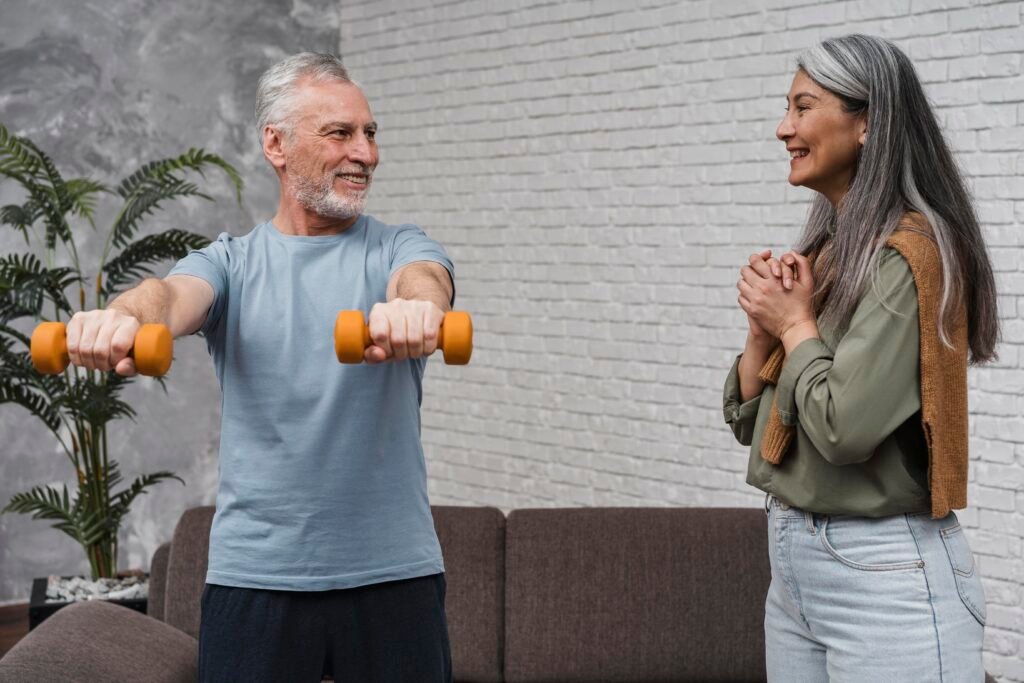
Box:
[340,0,1024,677]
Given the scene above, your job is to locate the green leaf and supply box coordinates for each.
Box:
[0,253,79,319]
[53,377,136,427]
[0,201,42,242]
[109,470,184,524]
[0,122,42,181]
[0,338,66,398]
[102,228,209,296]
[111,148,242,248]
[0,484,112,548]
[17,139,75,250]
[3,484,74,521]
[64,178,110,221]
[0,380,61,432]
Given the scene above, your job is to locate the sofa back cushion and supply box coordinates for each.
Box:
[504,508,770,683]
[160,504,506,682]
[164,506,215,638]
[433,506,506,683]
[147,542,171,622]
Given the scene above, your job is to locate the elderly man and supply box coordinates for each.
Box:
[65,53,454,682]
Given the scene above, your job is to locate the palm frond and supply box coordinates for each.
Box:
[1,201,42,242]
[0,322,31,348]
[3,485,116,547]
[111,148,242,248]
[102,229,209,296]
[53,375,136,426]
[0,341,66,397]
[64,178,110,220]
[109,470,184,523]
[0,383,61,432]
[17,139,75,249]
[0,253,79,319]
[0,122,42,181]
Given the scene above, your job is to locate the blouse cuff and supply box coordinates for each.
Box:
[775,338,833,426]
[723,354,763,425]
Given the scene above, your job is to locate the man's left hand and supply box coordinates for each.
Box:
[366,298,445,363]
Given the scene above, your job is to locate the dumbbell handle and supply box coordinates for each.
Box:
[30,321,173,377]
[334,310,473,365]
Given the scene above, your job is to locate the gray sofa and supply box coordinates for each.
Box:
[0,505,996,682]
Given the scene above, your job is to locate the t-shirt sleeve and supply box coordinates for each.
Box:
[167,233,231,337]
[388,224,455,304]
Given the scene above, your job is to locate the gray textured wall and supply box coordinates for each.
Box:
[0,0,340,604]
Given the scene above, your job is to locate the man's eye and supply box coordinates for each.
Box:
[366,130,376,140]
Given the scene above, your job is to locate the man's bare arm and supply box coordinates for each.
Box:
[367,262,455,363]
[107,275,214,337]
[67,275,214,375]
[386,261,453,311]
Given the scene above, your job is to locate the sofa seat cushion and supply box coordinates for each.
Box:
[0,600,197,683]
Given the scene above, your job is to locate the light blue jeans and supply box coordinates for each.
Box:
[765,496,986,682]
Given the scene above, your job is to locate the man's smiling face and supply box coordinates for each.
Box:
[283,78,379,220]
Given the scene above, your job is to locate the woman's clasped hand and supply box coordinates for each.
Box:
[736,249,817,350]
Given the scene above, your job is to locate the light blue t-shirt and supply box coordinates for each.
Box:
[168,215,453,591]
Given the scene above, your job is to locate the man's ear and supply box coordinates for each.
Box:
[262,125,287,170]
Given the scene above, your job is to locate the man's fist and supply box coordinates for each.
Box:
[66,309,141,376]
[365,299,446,364]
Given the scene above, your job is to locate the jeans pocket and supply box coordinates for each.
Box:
[819,516,925,571]
[940,524,987,626]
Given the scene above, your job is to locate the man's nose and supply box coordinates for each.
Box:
[347,134,375,164]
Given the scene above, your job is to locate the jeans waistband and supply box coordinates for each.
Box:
[765,493,799,513]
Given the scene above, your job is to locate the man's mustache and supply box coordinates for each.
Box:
[334,164,373,177]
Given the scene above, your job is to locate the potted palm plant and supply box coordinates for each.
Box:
[0,121,241,620]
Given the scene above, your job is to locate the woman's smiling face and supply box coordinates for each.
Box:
[776,69,867,207]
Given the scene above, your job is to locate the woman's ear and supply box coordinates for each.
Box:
[858,117,868,147]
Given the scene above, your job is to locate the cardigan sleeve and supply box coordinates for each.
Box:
[771,248,922,466]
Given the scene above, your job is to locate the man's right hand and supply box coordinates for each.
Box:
[66,308,142,376]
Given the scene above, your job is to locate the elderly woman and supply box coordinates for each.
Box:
[724,34,999,681]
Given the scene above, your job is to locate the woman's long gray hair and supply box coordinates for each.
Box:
[795,34,999,363]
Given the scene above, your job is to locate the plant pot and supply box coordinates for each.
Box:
[28,574,149,630]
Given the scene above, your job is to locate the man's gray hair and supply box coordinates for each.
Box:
[255,53,352,142]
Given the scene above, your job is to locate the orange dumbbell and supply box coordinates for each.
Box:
[30,321,174,376]
[334,310,473,365]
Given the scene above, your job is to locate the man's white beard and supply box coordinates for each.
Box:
[290,168,369,220]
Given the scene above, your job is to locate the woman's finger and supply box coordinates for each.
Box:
[740,265,767,286]
[747,253,773,279]
[789,253,814,286]
[779,259,795,289]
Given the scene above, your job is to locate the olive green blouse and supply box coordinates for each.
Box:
[723,247,930,517]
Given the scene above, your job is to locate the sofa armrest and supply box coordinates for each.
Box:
[164,505,216,638]
[0,601,196,683]
[148,542,172,622]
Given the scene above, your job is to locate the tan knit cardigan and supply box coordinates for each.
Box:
[758,213,969,519]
